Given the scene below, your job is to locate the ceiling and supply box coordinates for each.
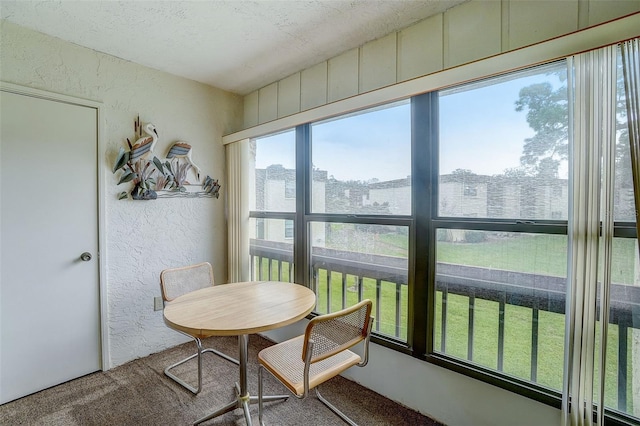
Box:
[0,1,467,95]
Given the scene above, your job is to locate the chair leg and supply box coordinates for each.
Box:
[258,369,355,425]
[164,351,201,394]
[164,337,239,394]
[202,347,240,366]
[315,387,358,426]
[258,365,265,426]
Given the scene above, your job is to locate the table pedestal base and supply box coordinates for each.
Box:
[193,335,289,426]
[194,383,289,425]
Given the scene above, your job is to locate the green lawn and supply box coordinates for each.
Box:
[433,292,633,412]
[254,231,638,414]
[436,233,636,284]
[314,271,409,339]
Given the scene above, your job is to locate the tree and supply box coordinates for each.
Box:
[515,81,568,178]
[449,168,477,181]
[514,64,634,217]
[325,178,370,213]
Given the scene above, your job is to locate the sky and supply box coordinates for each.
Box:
[255,63,568,182]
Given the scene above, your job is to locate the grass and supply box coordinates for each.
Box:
[314,271,409,339]
[253,230,638,415]
[436,233,637,284]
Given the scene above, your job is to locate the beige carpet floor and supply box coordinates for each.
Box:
[0,334,442,425]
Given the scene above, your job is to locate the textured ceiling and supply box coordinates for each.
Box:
[0,1,467,95]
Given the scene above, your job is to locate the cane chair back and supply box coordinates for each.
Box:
[160,262,214,303]
[303,300,372,364]
[258,299,373,398]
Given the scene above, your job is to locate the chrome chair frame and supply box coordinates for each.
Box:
[164,329,239,394]
[160,262,239,394]
[257,300,373,426]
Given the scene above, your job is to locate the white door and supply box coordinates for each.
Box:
[0,89,101,404]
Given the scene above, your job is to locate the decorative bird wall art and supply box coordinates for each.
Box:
[129,122,158,162]
[112,116,221,200]
[166,141,201,181]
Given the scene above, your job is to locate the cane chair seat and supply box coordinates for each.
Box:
[258,335,361,396]
[258,299,373,426]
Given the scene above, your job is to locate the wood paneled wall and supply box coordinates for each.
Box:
[243,0,640,129]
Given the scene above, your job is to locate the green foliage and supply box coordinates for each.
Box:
[514,61,631,184]
[117,171,136,185]
[325,178,369,214]
[152,156,175,190]
[112,147,129,173]
[162,158,191,191]
[463,230,487,243]
[202,176,221,198]
[515,81,568,178]
[152,156,164,174]
[450,168,477,179]
[112,149,157,199]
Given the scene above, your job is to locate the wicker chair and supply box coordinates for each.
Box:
[257,299,373,426]
[160,262,239,394]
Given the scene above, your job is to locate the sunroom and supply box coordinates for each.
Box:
[1,1,640,425]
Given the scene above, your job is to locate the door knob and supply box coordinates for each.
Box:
[80,252,92,262]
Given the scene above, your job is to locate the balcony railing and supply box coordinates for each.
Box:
[249,238,640,413]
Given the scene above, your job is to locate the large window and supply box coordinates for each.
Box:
[311,102,411,216]
[247,52,639,423]
[309,102,412,343]
[433,62,570,395]
[599,53,639,418]
[250,130,296,281]
[439,63,569,221]
[250,130,296,213]
[310,221,409,340]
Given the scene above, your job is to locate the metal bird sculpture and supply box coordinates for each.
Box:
[166,141,201,181]
[129,122,158,162]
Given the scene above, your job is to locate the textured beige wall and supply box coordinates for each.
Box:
[0,20,243,368]
[243,0,640,129]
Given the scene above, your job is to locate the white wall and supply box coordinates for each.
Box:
[0,20,243,368]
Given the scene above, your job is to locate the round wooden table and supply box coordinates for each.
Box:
[163,281,317,425]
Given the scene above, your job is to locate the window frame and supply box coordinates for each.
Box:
[284,219,294,239]
[412,66,638,423]
[248,62,639,425]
